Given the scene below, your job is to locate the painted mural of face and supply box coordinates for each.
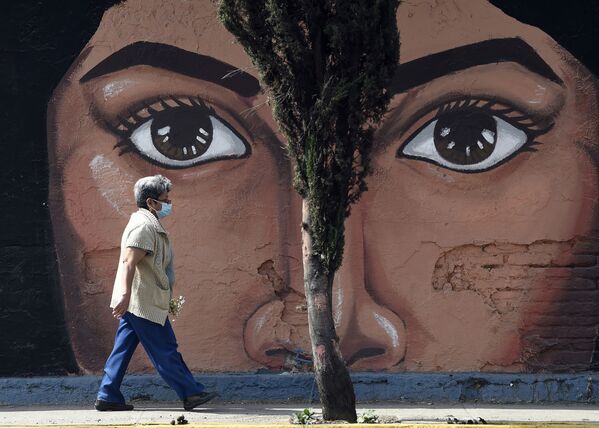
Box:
[48,0,599,374]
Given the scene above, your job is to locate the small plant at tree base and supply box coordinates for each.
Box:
[290,408,319,425]
[358,409,380,424]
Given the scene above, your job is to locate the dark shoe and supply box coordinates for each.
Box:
[183,391,219,410]
[94,399,134,411]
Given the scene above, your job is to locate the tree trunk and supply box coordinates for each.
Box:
[301,199,357,423]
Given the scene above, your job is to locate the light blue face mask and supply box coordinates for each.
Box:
[154,200,173,219]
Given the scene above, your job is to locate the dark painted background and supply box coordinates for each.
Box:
[0,0,120,376]
[1,0,598,376]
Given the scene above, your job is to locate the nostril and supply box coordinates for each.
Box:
[346,347,386,367]
[280,348,313,370]
[262,347,313,371]
[265,348,286,357]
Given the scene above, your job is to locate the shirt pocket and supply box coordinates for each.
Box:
[150,284,171,311]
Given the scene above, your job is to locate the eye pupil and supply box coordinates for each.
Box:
[434,109,497,165]
[151,105,214,160]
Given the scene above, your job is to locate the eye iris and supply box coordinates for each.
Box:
[433,109,497,165]
[150,106,214,161]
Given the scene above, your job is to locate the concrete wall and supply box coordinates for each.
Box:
[3,373,599,405]
[3,0,599,383]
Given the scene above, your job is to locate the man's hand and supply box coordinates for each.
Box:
[112,293,130,319]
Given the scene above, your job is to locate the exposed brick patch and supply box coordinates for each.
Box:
[432,237,599,371]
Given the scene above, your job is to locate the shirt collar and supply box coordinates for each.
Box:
[137,208,167,234]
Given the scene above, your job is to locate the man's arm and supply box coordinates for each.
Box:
[112,247,147,319]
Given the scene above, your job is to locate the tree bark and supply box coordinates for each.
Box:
[302,199,357,423]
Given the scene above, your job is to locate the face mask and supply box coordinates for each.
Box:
[154,200,173,219]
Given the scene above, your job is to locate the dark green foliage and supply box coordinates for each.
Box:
[218,0,399,272]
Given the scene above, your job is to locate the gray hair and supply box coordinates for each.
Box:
[134,175,172,209]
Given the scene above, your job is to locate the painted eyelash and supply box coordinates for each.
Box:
[433,97,554,154]
[115,95,214,130]
[113,137,136,156]
[108,95,216,156]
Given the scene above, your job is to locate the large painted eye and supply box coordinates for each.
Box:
[398,100,546,172]
[116,97,249,168]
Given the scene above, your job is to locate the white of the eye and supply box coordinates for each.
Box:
[402,116,528,171]
[128,117,246,167]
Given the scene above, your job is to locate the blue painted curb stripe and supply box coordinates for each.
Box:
[0,372,597,405]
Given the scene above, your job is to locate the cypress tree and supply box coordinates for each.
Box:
[218,0,399,421]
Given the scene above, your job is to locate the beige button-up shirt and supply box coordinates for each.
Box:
[110,209,174,325]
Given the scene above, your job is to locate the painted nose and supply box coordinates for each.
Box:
[244,205,406,370]
[332,273,407,369]
[333,205,406,370]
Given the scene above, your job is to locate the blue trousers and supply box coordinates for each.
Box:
[97,312,204,403]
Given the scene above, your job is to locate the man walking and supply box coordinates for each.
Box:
[95,175,218,411]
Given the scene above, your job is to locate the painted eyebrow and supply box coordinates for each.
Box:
[389,37,563,94]
[79,41,261,97]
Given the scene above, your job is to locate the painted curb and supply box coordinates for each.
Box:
[1,372,599,405]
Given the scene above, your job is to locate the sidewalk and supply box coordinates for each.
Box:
[1,402,599,427]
